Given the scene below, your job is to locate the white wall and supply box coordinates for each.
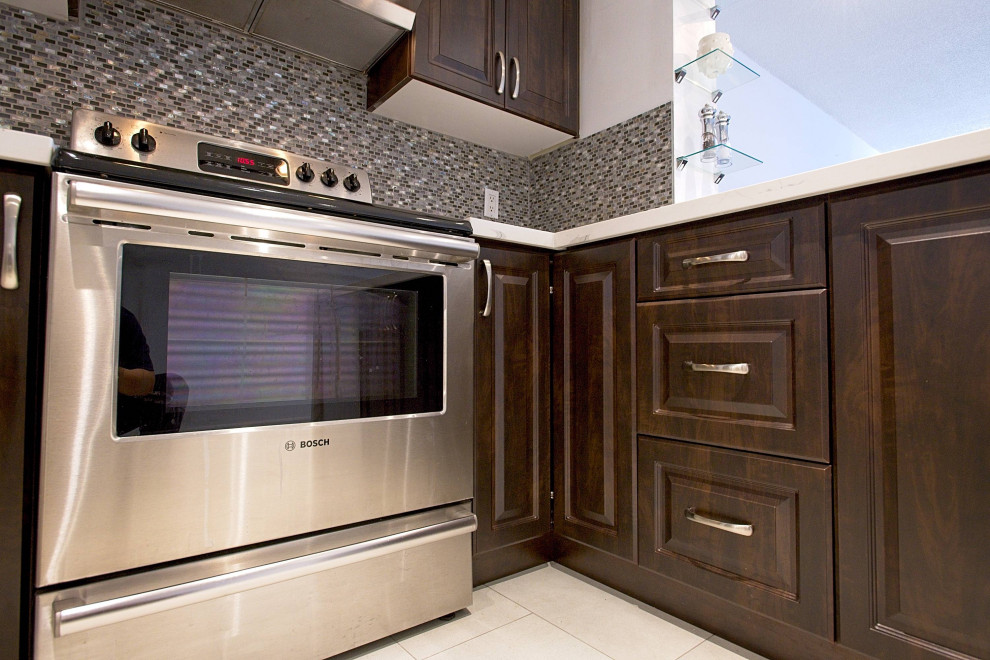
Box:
[716,48,879,191]
[579,0,673,138]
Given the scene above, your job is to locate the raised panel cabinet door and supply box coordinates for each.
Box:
[474,246,551,564]
[413,0,506,105]
[553,240,636,560]
[831,166,990,660]
[0,165,46,659]
[504,0,578,133]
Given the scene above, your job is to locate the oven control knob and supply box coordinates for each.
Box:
[320,168,338,187]
[94,121,121,147]
[131,128,157,153]
[296,162,315,183]
[343,173,361,192]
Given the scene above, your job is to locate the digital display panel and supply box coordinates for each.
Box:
[197,142,290,185]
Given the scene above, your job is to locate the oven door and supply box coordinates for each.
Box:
[37,174,477,586]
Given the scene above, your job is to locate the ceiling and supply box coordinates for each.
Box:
[717,0,990,152]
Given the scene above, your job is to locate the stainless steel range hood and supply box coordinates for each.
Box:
[150,0,421,71]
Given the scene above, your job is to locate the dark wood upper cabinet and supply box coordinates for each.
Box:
[503,0,576,132]
[830,165,990,660]
[473,244,552,583]
[553,240,636,561]
[368,0,578,134]
[414,0,505,105]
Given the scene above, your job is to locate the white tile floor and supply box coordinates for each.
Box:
[332,563,768,660]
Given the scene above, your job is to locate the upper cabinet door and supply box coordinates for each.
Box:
[414,0,506,105]
[504,0,578,133]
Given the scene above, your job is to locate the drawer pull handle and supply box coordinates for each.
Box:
[682,250,749,268]
[685,507,753,536]
[684,361,749,375]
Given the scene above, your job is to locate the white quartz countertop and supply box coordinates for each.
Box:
[0,128,56,167]
[471,127,990,250]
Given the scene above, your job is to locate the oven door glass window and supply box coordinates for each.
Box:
[116,245,443,436]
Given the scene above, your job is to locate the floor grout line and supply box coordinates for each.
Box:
[527,609,617,659]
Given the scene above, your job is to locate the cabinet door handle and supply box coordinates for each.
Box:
[495,51,506,95]
[510,56,520,99]
[480,258,493,317]
[684,361,749,375]
[682,250,749,268]
[685,507,753,536]
[2,193,22,290]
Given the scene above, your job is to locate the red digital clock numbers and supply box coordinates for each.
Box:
[237,156,255,166]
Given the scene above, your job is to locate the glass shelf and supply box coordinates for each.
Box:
[674,49,759,101]
[676,144,762,184]
[687,0,745,19]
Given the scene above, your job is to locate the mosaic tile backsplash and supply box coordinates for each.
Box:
[531,105,672,231]
[0,0,672,232]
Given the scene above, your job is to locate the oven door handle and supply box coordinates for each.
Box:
[52,513,477,637]
[480,258,493,317]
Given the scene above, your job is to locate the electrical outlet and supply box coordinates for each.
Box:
[484,188,499,219]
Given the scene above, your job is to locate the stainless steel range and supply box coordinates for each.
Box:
[34,110,478,659]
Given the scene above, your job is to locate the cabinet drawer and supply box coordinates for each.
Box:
[636,202,826,301]
[637,290,828,461]
[638,436,833,637]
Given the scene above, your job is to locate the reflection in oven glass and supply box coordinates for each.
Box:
[116,245,443,436]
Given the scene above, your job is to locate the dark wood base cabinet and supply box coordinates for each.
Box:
[472,164,990,660]
[552,241,637,561]
[1,161,48,659]
[473,243,552,585]
[638,437,833,638]
[830,165,990,660]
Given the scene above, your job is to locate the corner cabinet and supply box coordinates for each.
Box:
[830,165,990,660]
[552,240,637,561]
[368,0,579,136]
[472,243,552,584]
[0,160,48,659]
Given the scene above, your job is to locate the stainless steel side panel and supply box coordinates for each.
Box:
[36,505,476,659]
[37,173,476,586]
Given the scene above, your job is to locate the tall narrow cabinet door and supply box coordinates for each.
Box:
[414,0,506,105]
[503,0,578,133]
[831,166,990,660]
[553,241,636,560]
[0,164,46,659]
[474,246,551,581]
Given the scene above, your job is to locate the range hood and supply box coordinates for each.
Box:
[149,0,421,71]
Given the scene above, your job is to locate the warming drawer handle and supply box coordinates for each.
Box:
[495,51,506,95]
[685,507,753,537]
[52,513,477,638]
[684,360,750,375]
[682,250,749,268]
[2,193,21,290]
[480,258,493,317]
